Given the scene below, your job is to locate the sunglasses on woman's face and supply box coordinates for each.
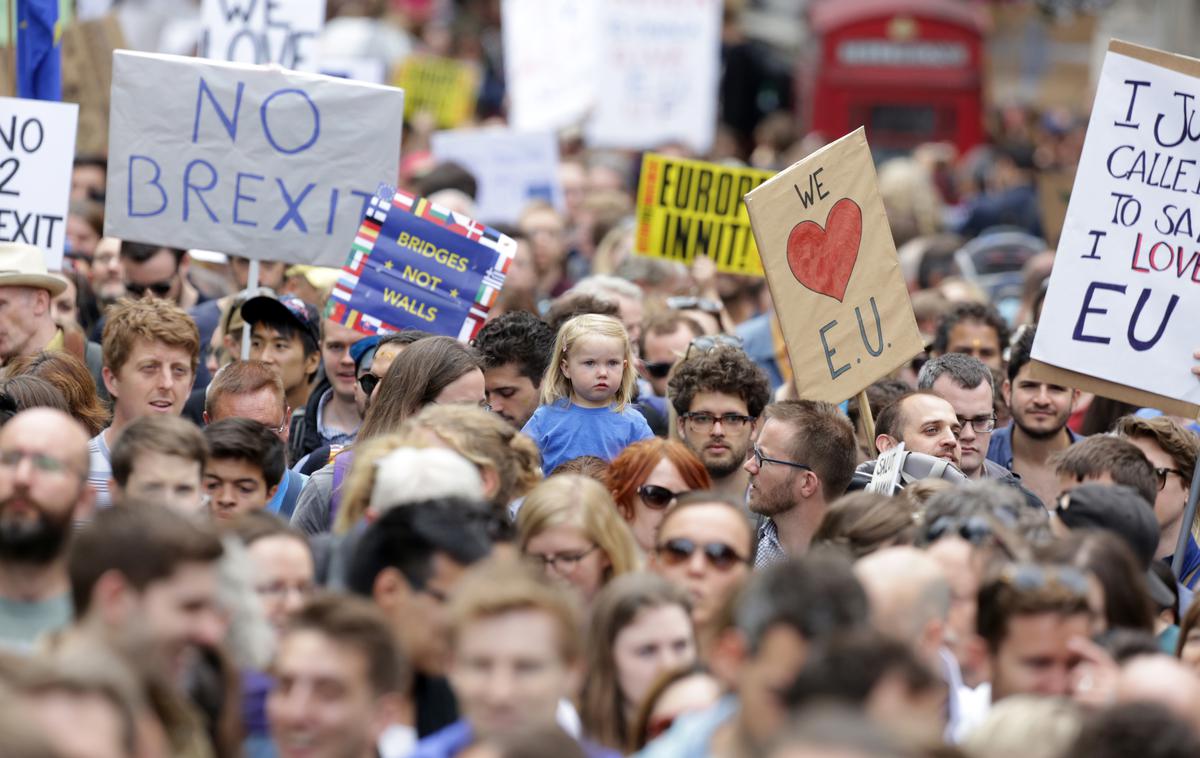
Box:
[655,537,747,572]
[638,484,685,510]
[358,372,382,396]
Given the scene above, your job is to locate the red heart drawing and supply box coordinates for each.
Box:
[785,197,863,302]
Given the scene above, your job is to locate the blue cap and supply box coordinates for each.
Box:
[350,335,381,370]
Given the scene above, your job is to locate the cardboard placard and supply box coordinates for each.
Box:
[584,0,721,154]
[319,57,386,85]
[393,55,479,130]
[0,97,79,271]
[199,0,326,71]
[60,14,124,156]
[1031,40,1200,418]
[745,128,924,404]
[327,188,514,341]
[430,128,563,225]
[501,0,597,132]
[634,153,773,276]
[104,51,404,267]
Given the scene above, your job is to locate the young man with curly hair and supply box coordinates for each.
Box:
[667,346,771,502]
[472,311,555,429]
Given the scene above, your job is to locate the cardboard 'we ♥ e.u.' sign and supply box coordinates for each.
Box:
[745,127,924,405]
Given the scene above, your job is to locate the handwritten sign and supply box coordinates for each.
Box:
[502,0,597,132]
[105,51,404,267]
[1032,40,1200,416]
[200,0,326,71]
[61,15,123,156]
[745,128,924,404]
[319,57,386,85]
[394,55,479,129]
[327,188,514,341]
[430,128,563,225]
[0,97,78,272]
[584,0,722,154]
[634,153,772,276]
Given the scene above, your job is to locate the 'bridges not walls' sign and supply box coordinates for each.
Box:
[105,51,404,267]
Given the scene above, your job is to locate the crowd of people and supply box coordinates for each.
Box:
[6,3,1200,758]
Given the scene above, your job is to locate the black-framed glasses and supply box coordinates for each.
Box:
[681,412,755,432]
[527,544,600,574]
[638,484,686,510]
[126,278,174,298]
[750,444,812,471]
[955,415,997,434]
[683,334,743,362]
[1156,466,1185,491]
[358,372,382,396]
[655,537,747,572]
[643,360,675,379]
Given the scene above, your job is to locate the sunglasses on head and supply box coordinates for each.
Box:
[358,372,382,396]
[655,537,747,571]
[126,279,174,298]
[638,484,686,509]
[683,334,743,362]
[642,360,674,379]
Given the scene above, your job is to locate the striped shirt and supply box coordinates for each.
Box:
[88,430,114,509]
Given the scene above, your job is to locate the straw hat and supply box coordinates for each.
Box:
[0,243,67,296]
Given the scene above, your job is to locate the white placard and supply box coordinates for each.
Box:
[1033,45,1200,407]
[200,0,326,72]
[430,128,563,225]
[105,51,404,267]
[502,0,597,132]
[0,97,79,272]
[584,0,722,154]
[319,57,386,85]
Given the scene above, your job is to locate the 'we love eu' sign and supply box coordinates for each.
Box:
[745,127,924,404]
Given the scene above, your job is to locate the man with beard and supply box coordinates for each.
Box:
[668,346,771,505]
[987,326,1082,509]
[742,400,857,566]
[0,409,94,650]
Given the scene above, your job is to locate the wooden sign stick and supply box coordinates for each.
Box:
[857,388,876,450]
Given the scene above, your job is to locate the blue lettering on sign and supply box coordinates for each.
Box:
[234,172,264,227]
[183,159,220,222]
[193,77,245,144]
[128,155,167,218]
[274,179,315,231]
[260,88,320,155]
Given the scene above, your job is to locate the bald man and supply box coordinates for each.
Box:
[854,546,958,739]
[1116,655,1200,734]
[0,409,94,650]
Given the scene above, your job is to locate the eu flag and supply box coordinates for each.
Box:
[16,0,61,101]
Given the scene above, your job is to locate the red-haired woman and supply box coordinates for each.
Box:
[606,439,712,553]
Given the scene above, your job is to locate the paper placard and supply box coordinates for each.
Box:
[502,0,597,132]
[394,55,479,130]
[327,188,514,341]
[1032,40,1200,417]
[0,97,79,271]
[104,51,404,267]
[745,128,924,404]
[199,0,326,71]
[585,0,722,154]
[634,153,773,276]
[430,128,563,225]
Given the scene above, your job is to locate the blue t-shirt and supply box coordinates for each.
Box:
[522,400,654,475]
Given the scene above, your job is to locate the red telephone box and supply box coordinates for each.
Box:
[803,0,987,158]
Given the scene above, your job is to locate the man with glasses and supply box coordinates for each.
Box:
[649,492,753,629]
[669,340,770,504]
[919,353,1040,507]
[743,400,857,567]
[0,409,93,650]
[639,313,704,400]
[1116,415,1200,585]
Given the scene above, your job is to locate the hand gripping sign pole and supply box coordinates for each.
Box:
[1172,463,1200,577]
